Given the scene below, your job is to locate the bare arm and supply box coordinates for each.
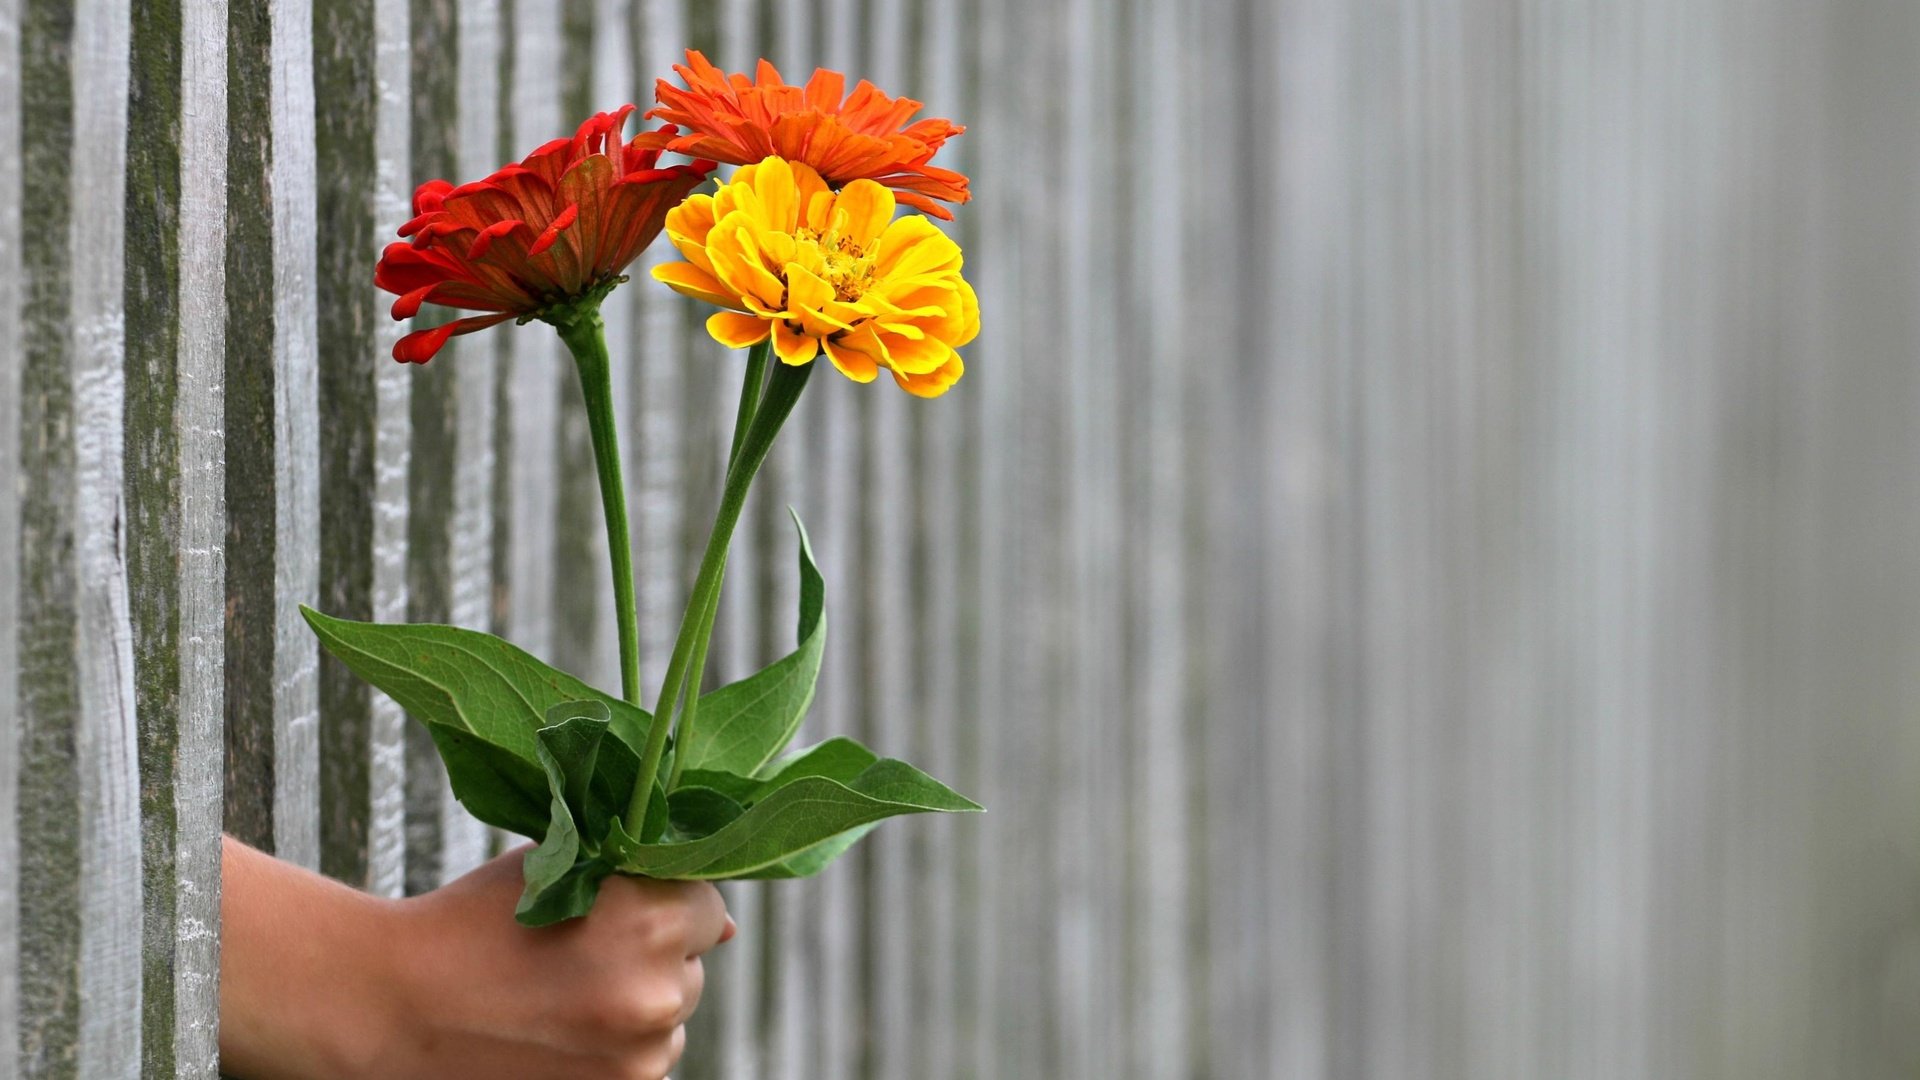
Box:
[219,835,733,1079]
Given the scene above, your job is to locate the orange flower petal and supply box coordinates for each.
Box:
[652,261,741,309]
[823,336,880,383]
[772,319,819,366]
[707,311,771,350]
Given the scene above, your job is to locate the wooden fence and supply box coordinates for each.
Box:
[6,0,1920,1077]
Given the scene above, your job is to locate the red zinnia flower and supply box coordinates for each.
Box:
[376,105,714,363]
[641,50,969,220]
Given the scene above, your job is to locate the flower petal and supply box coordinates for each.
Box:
[392,313,511,364]
[653,261,742,309]
[707,310,772,350]
[832,180,895,246]
[822,335,880,383]
[772,318,819,366]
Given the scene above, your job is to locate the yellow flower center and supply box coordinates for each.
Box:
[800,226,876,303]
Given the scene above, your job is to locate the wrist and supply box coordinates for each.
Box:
[220,839,415,1080]
[312,890,416,1076]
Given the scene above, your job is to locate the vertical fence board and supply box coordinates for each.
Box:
[223,0,320,870]
[168,0,229,1064]
[1055,0,1124,1073]
[126,0,227,1070]
[504,0,562,680]
[17,1,84,1068]
[0,0,20,1066]
[755,4,818,1070]
[402,0,497,890]
[809,2,864,1075]
[548,0,618,692]
[631,0,685,699]
[315,0,412,898]
[443,0,501,878]
[861,7,916,1079]
[366,0,413,898]
[910,4,967,1075]
[70,0,142,1072]
[1130,0,1190,1076]
[706,4,768,1077]
[965,0,1012,1072]
[759,3,818,1071]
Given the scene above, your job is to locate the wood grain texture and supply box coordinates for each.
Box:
[125,0,227,1071]
[0,0,23,1070]
[401,0,498,891]
[549,0,618,693]
[70,0,143,1071]
[757,5,820,1076]
[223,0,321,871]
[18,1,90,1069]
[314,0,410,899]
[503,0,562,676]
[631,0,686,700]
[168,0,228,1063]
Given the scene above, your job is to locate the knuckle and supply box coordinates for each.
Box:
[643,901,689,944]
[683,957,706,1011]
[632,983,686,1031]
[637,1025,688,1078]
[581,981,679,1036]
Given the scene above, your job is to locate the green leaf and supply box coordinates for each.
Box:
[515,856,611,927]
[421,722,552,839]
[537,702,611,827]
[673,511,825,775]
[673,768,762,806]
[667,786,747,840]
[516,704,619,926]
[737,823,879,880]
[759,736,879,785]
[675,737,877,810]
[610,748,980,880]
[300,605,656,764]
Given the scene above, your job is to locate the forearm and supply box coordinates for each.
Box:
[219,835,403,1079]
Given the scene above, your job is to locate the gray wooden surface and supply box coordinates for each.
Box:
[7,1,1920,1077]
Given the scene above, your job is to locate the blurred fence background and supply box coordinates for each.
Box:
[5,0,1920,1077]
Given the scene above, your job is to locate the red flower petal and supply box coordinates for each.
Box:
[528,203,579,256]
[390,283,439,320]
[392,313,511,364]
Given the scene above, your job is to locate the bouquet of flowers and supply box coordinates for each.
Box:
[302,51,981,925]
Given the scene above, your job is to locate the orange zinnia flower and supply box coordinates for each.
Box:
[642,50,969,220]
[655,157,977,397]
[376,105,714,363]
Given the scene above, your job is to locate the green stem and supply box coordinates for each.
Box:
[665,340,771,791]
[555,308,642,707]
[730,340,771,468]
[625,358,813,832]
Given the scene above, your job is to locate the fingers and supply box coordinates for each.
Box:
[639,1024,686,1079]
[678,882,730,956]
[677,957,705,1023]
[595,877,732,957]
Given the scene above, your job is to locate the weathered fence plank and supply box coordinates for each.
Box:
[314,0,412,899]
[909,7,968,1078]
[757,8,818,1076]
[69,0,141,1074]
[126,0,228,1072]
[0,0,20,1066]
[223,0,321,870]
[401,0,498,891]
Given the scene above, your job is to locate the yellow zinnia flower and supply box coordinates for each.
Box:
[652,155,978,397]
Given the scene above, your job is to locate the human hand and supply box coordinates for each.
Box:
[220,837,734,1080]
